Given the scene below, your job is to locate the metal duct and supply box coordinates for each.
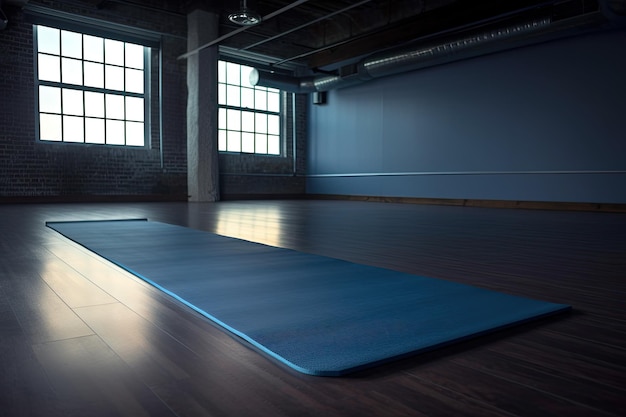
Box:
[358,18,552,80]
[248,69,303,92]
[252,0,626,93]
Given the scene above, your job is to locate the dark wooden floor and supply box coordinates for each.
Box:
[1,200,624,417]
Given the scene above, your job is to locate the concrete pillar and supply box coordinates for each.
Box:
[187,9,220,202]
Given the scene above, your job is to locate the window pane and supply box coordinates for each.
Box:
[268,92,280,112]
[226,62,239,84]
[226,85,240,107]
[125,121,144,146]
[105,39,124,65]
[268,114,280,135]
[62,58,83,85]
[226,109,240,131]
[63,115,84,143]
[218,130,227,151]
[241,111,254,132]
[126,96,144,122]
[105,65,124,90]
[61,31,82,59]
[268,135,280,155]
[255,134,267,154]
[255,90,267,111]
[106,120,125,145]
[39,86,61,113]
[255,113,267,133]
[125,68,144,94]
[106,94,125,119]
[241,87,254,109]
[217,61,281,155]
[38,54,60,82]
[85,92,104,117]
[240,65,253,88]
[125,43,144,69]
[84,62,104,88]
[241,132,254,153]
[62,89,83,116]
[38,26,60,55]
[227,131,241,152]
[218,108,226,128]
[35,26,148,147]
[218,84,226,105]
[85,118,105,144]
[39,114,62,141]
[83,35,104,62]
[218,61,226,83]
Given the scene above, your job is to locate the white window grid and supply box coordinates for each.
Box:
[34,24,149,147]
[218,60,282,155]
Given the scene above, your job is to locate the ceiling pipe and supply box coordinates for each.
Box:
[179,0,311,60]
[251,0,626,93]
[241,0,375,51]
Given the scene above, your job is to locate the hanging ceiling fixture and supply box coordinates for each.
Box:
[228,0,262,26]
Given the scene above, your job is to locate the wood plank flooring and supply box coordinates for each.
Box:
[0,200,624,416]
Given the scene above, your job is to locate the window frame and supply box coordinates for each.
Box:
[218,60,283,156]
[33,23,151,148]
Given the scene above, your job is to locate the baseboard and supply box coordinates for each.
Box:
[0,194,188,204]
[306,194,626,213]
[3,193,624,212]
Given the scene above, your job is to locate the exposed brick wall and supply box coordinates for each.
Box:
[0,1,188,198]
[0,1,307,200]
[219,92,308,196]
[0,7,37,196]
[154,34,188,196]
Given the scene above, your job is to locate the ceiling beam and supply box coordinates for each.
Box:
[4,0,30,6]
[304,0,552,68]
[179,0,312,60]
[241,0,375,52]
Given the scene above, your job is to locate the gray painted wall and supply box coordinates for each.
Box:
[307,29,626,203]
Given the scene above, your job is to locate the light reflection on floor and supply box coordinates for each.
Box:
[214,204,285,248]
[38,242,157,339]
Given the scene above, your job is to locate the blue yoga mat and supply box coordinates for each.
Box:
[47,219,570,376]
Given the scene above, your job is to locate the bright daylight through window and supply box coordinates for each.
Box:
[35,25,148,146]
[218,61,281,155]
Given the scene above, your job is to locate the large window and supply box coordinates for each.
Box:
[34,25,149,146]
[218,61,281,155]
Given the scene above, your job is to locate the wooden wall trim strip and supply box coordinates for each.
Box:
[306,194,626,213]
[2,193,625,213]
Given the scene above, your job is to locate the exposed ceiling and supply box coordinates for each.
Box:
[3,0,30,6]
[212,0,565,70]
[10,0,621,72]
[189,0,574,70]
